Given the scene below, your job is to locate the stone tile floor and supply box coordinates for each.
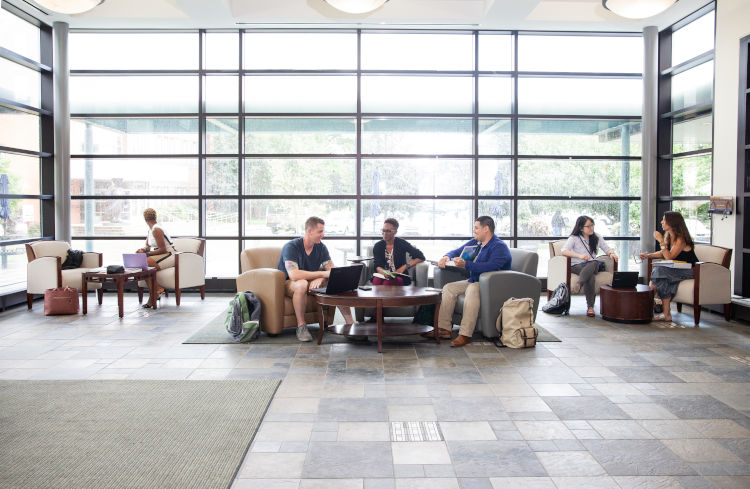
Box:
[1,293,750,489]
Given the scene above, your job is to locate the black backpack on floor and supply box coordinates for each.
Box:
[542,283,570,315]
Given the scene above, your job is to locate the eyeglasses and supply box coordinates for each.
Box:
[583,224,595,228]
[381,229,396,233]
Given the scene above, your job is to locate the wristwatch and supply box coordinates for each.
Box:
[406,263,411,270]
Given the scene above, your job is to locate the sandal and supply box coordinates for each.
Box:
[586,307,595,317]
[653,314,673,322]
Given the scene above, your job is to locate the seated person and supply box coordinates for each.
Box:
[435,216,511,347]
[277,216,355,342]
[372,217,425,285]
[136,208,175,304]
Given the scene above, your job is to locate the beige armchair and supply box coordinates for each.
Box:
[25,240,103,310]
[547,240,618,300]
[646,244,732,326]
[236,247,330,335]
[137,238,206,306]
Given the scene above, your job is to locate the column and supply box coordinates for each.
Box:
[53,21,71,242]
[640,26,658,276]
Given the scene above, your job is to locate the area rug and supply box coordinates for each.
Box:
[183,312,560,344]
[0,379,279,489]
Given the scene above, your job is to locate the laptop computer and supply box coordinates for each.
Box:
[310,264,363,295]
[122,253,149,270]
[608,271,639,289]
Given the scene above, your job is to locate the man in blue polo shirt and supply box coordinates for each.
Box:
[436,216,511,347]
[278,216,354,341]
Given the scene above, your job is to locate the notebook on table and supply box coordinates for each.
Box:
[608,271,639,289]
[310,264,364,295]
[122,253,149,270]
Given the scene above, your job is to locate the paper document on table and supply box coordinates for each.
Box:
[653,260,692,269]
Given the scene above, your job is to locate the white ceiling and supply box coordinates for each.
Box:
[6,0,712,31]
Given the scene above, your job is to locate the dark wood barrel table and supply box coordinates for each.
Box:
[313,285,442,353]
[599,284,655,323]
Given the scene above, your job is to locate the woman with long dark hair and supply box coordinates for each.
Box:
[561,215,619,317]
[639,211,698,322]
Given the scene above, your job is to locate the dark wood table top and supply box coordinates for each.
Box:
[83,267,156,279]
[314,285,441,299]
[600,284,653,294]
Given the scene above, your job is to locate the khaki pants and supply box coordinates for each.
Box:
[437,280,481,337]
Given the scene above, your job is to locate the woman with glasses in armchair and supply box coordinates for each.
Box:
[561,215,619,317]
[372,218,425,286]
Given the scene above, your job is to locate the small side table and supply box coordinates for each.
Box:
[599,284,655,323]
[82,267,158,318]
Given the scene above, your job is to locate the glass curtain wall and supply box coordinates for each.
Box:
[69,29,643,282]
[657,3,715,242]
[0,6,52,293]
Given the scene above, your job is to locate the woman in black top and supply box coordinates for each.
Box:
[639,211,698,322]
[372,218,425,286]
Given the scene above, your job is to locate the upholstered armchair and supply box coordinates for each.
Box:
[547,240,618,299]
[137,237,206,306]
[433,248,541,338]
[646,244,732,326]
[25,240,103,310]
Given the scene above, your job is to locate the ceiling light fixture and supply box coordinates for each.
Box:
[34,0,105,15]
[602,0,678,19]
[323,0,389,15]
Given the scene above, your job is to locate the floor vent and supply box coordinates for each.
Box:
[390,421,443,442]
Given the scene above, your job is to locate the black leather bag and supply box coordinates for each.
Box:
[106,265,125,274]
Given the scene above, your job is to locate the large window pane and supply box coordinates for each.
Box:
[672,200,710,243]
[477,200,513,235]
[70,75,198,114]
[672,154,711,197]
[71,239,144,258]
[518,160,640,197]
[518,77,642,116]
[361,76,473,113]
[361,159,473,196]
[0,106,39,152]
[518,35,642,73]
[478,34,513,71]
[205,239,238,278]
[0,57,40,108]
[206,199,238,236]
[71,118,199,155]
[244,75,356,113]
[478,119,512,155]
[360,239,466,265]
[0,152,40,194]
[361,32,473,71]
[478,160,513,196]
[72,199,198,237]
[672,114,712,154]
[206,159,238,195]
[244,32,356,70]
[518,238,640,277]
[245,199,355,237]
[0,244,28,292]
[205,32,239,70]
[0,8,39,62]
[360,199,473,238]
[517,200,639,237]
[244,118,355,155]
[362,118,473,155]
[245,159,355,195]
[206,118,239,154]
[0,198,40,242]
[672,10,715,66]
[69,33,198,70]
[70,158,198,196]
[243,239,358,268]
[518,119,642,157]
[205,75,238,113]
[671,61,714,111]
[478,77,513,114]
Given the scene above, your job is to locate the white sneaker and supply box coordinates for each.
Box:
[296,325,313,342]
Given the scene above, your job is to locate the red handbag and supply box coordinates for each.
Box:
[44,287,80,315]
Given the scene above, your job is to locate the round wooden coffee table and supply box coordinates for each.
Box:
[599,284,655,323]
[313,285,442,353]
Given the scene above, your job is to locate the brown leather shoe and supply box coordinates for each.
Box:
[450,335,472,347]
[422,329,452,339]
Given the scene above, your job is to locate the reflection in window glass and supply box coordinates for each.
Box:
[206,159,238,195]
[70,75,198,114]
[206,199,238,236]
[361,76,473,113]
[0,106,39,152]
[478,33,513,71]
[205,75,239,113]
[69,32,198,70]
[206,118,239,154]
[478,77,513,114]
[0,244,28,292]
[71,118,199,155]
[361,159,473,196]
[0,57,40,108]
[70,158,198,196]
[244,75,356,113]
[518,77,642,116]
[478,119,512,155]
[245,118,355,155]
[672,114,712,154]
[518,160,640,197]
[205,239,239,277]
[478,160,512,196]
[517,200,639,237]
[362,118,473,155]
[518,35,642,73]
[478,200,513,235]
[244,32,356,70]
[360,199,473,238]
[672,10,715,66]
[361,32,473,71]
[0,8,39,61]
[245,159,355,195]
[0,152,40,194]
[672,154,711,197]
[72,199,199,237]
[0,199,41,241]
[672,200,710,243]
[518,119,642,157]
[671,61,713,111]
[244,199,355,237]
[205,32,239,70]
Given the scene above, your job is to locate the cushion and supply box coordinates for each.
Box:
[30,241,70,260]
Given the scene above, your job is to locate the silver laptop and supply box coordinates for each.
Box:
[122,253,148,270]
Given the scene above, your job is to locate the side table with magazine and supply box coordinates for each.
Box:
[82,267,158,318]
